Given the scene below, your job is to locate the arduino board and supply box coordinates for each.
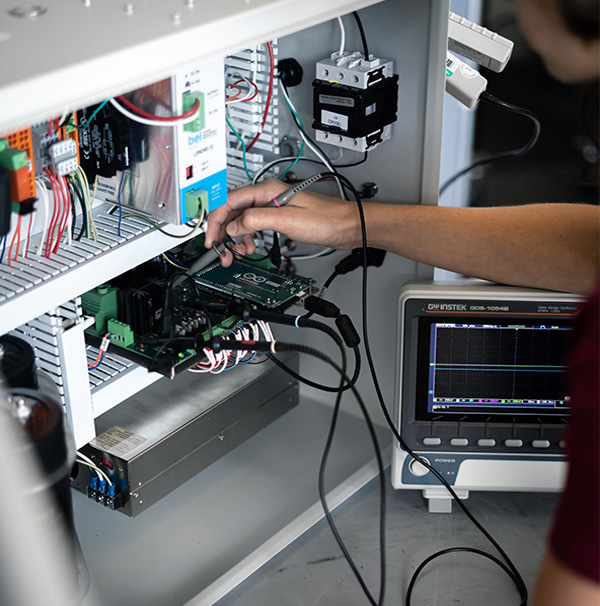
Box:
[192,259,314,309]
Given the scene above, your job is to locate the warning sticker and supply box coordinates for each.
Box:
[90,426,147,457]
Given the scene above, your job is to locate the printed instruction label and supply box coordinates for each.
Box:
[90,426,147,457]
[319,94,355,108]
[321,109,349,131]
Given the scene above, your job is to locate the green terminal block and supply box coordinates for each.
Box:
[0,139,9,153]
[0,148,28,171]
[107,319,135,347]
[81,284,119,337]
[185,188,208,220]
[182,91,205,132]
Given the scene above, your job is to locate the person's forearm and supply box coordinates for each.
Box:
[356,202,599,295]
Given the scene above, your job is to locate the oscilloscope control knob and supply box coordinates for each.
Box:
[409,456,431,477]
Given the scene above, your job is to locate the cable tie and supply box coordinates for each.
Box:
[294,315,301,328]
[270,340,277,354]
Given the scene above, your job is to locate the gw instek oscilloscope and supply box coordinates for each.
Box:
[391,281,582,513]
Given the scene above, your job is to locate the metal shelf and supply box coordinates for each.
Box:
[0,208,199,335]
[0,0,382,133]
[87,347,163,418]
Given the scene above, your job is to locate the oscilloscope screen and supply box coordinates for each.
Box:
[415,319,573,421]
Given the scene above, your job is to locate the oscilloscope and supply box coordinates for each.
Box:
[391,281,582,512]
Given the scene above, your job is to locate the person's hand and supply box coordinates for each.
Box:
[205,178,360,266]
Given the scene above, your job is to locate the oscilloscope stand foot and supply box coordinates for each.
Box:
[423,488,469,513]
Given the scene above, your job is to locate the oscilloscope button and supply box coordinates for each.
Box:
[450,438,469,447]
[477,438,496,447]
[504,439,523,448]
[532,439,551,449]
[409,457,431,477]
[422,437,442,446]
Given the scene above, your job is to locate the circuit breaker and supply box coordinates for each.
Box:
[312,51,399,152]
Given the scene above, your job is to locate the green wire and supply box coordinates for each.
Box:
[277,90,306,179]
[68,99,110,130]
[226,116,253,181]
[278,139,305,180]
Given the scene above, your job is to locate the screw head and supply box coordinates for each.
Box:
[9,4,47,18]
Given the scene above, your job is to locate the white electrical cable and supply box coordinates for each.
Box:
[337,16,346,56]
[34,178,50,257]
[278,81,345,199]
[226,73,259,105]
[58,175,72,246]
[108,98,201,127]
[290,248,335,261]
[76,451,112,485]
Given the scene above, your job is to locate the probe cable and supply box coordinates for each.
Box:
[209,336,386,606]
[242,306,362,393]
[286,170,527,603]
[325,169,529,605]
[440,92,541,197]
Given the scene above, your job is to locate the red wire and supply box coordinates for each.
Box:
[226,84,243,102]
[44,169,60,257]
[52,175,70,253]
[233,78,259,102]
[14,215,22,261]
[246,41,274,152]
[25,212,34,257]
[116,95,200,121]
[8,215,22,266]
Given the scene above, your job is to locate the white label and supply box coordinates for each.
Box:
[96,177,118,201]
[319,94,355,108]
[365,103,376,116]
[90,425,147,456]
[321,109,348,131]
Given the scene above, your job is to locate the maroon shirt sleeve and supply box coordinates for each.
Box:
[549,284,600,583]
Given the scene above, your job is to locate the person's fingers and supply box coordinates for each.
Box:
[205,179,290,248]
[227,178,290,210]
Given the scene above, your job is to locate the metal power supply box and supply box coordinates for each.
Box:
[80,58,227,225]
[72,354,299,516]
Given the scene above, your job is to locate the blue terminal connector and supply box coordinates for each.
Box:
[99,478,107,493]
[90,476,98,490]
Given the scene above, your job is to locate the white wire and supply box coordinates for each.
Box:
[226,73,259,105]
[336,16,346,56]
[58,175,72,246]
[76,460,114,486]
[108,98,201,127]
[290,248,334,261]
[34,178,50,256]
[76,452,113,485]
[278,81,345,199]
[211,349,230,374]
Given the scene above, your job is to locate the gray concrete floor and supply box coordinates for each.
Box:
[216,471,558,606]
